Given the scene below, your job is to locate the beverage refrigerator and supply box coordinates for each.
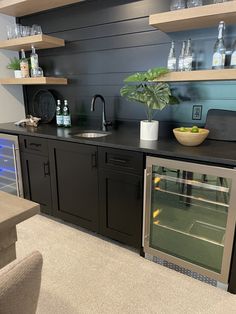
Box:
[143,156,236,284]
[0,133,23,197]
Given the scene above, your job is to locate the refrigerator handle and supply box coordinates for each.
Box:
[12,144,20,197]
[142,169,147,248]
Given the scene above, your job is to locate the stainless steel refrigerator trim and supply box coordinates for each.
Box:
[0,133,23,197]
[143,156,236,283]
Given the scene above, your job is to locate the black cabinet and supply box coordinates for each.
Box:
[19,136,52,215]
[98,147,144,248]
[49,140,99,232]
[19,135,144,248]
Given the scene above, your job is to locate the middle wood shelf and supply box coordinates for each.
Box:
[0,77,68,85]
[153,69,236,82]
[0,34,65,51]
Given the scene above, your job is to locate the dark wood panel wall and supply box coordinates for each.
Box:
[20,0,236,124]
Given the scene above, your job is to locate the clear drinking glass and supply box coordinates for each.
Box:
[21,26,31,37]
[213,0,230,3]
[6,25,14,39]
[170,0,186,10]
[31,67,44,77]
[31,24,42,35]
[187,0,203,7]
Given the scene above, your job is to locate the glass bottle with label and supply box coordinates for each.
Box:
[167,41,177,71]
[184,38,193,71]
[20,49,29,78]
[178,41,186,71]
[63,100,71,128]
[212,21,226,70]
[30,45,39,77]
[56,100,63,127]
[230,40,236,68]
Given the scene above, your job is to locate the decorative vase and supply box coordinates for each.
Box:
[140,120,159,141]
[14,70,22,78]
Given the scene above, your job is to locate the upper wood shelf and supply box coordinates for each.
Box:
[0,77,68,85]
[0,34,65,51]
[149,1,236,32]
[153,69,236,82]
[0,0,82,17]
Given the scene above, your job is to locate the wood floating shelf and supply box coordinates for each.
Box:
[153,69,236,82]
[0,34,65,51]
[0,77,68,85]
[0,0,83,17]
[149,1,236,32]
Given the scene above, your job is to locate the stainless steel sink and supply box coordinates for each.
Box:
[71,131,111,138]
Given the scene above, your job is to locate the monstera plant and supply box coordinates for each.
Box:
[120,67,178,140]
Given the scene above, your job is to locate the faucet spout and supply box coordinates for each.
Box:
[91,94,108,132]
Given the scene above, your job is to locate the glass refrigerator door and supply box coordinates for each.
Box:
[0,136,20,196]
[144,157,236,283]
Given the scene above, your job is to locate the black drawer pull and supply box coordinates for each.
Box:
[29,143,42,148]
[43,162,50,176]
[109,158,128,165]
[91,152,98,168]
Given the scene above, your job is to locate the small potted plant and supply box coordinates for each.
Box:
[121,67,178,141]
[7,57,22,78]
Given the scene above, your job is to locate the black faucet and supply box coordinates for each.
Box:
[91,94,111,131]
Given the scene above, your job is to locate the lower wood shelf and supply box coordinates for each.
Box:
[153,69,236,82]
[0,77,68,85]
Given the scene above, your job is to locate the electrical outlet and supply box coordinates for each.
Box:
[192,105,202,120]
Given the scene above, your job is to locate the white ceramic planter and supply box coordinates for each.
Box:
[14,70,22,78]
[140,120,159,141]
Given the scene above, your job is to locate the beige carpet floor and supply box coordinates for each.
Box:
[15,214,236,314]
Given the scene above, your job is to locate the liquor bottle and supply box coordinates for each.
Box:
[212,21,226,70]
[30,45,39,77]
[56,100,63,127]
[63,100,71,128]
[20,49,29,78]
[167,41,177,71]
[178,41,186,72]
[230,40,236,68]
[184,38,193,71]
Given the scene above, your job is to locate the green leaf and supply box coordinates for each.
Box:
[145,67,169,81]
[124,72,147,83]
[120,67,179,121]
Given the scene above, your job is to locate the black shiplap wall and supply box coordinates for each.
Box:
[20,0,236,124]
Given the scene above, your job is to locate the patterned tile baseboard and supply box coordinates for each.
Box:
[146,253,217,287]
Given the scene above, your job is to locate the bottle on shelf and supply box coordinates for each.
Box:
[167,41,177,71]
[184,38,193,71]
[63,100,71,128]
[56,100,63,127]
[20,49,29,78]
[30,45,39,78]
[178,41,186,71]
[230,40,236,68]
[212,21,226,70]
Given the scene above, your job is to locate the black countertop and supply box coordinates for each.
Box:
[0,122,236,167]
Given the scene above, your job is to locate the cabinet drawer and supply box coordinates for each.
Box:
[19,136,48,155]
[98,147,143,175]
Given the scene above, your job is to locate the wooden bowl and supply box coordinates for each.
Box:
[173,128,209,146]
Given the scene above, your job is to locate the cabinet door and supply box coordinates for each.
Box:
[99,169,143,248]
[49,141,99,232]
[21,152,52,215]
